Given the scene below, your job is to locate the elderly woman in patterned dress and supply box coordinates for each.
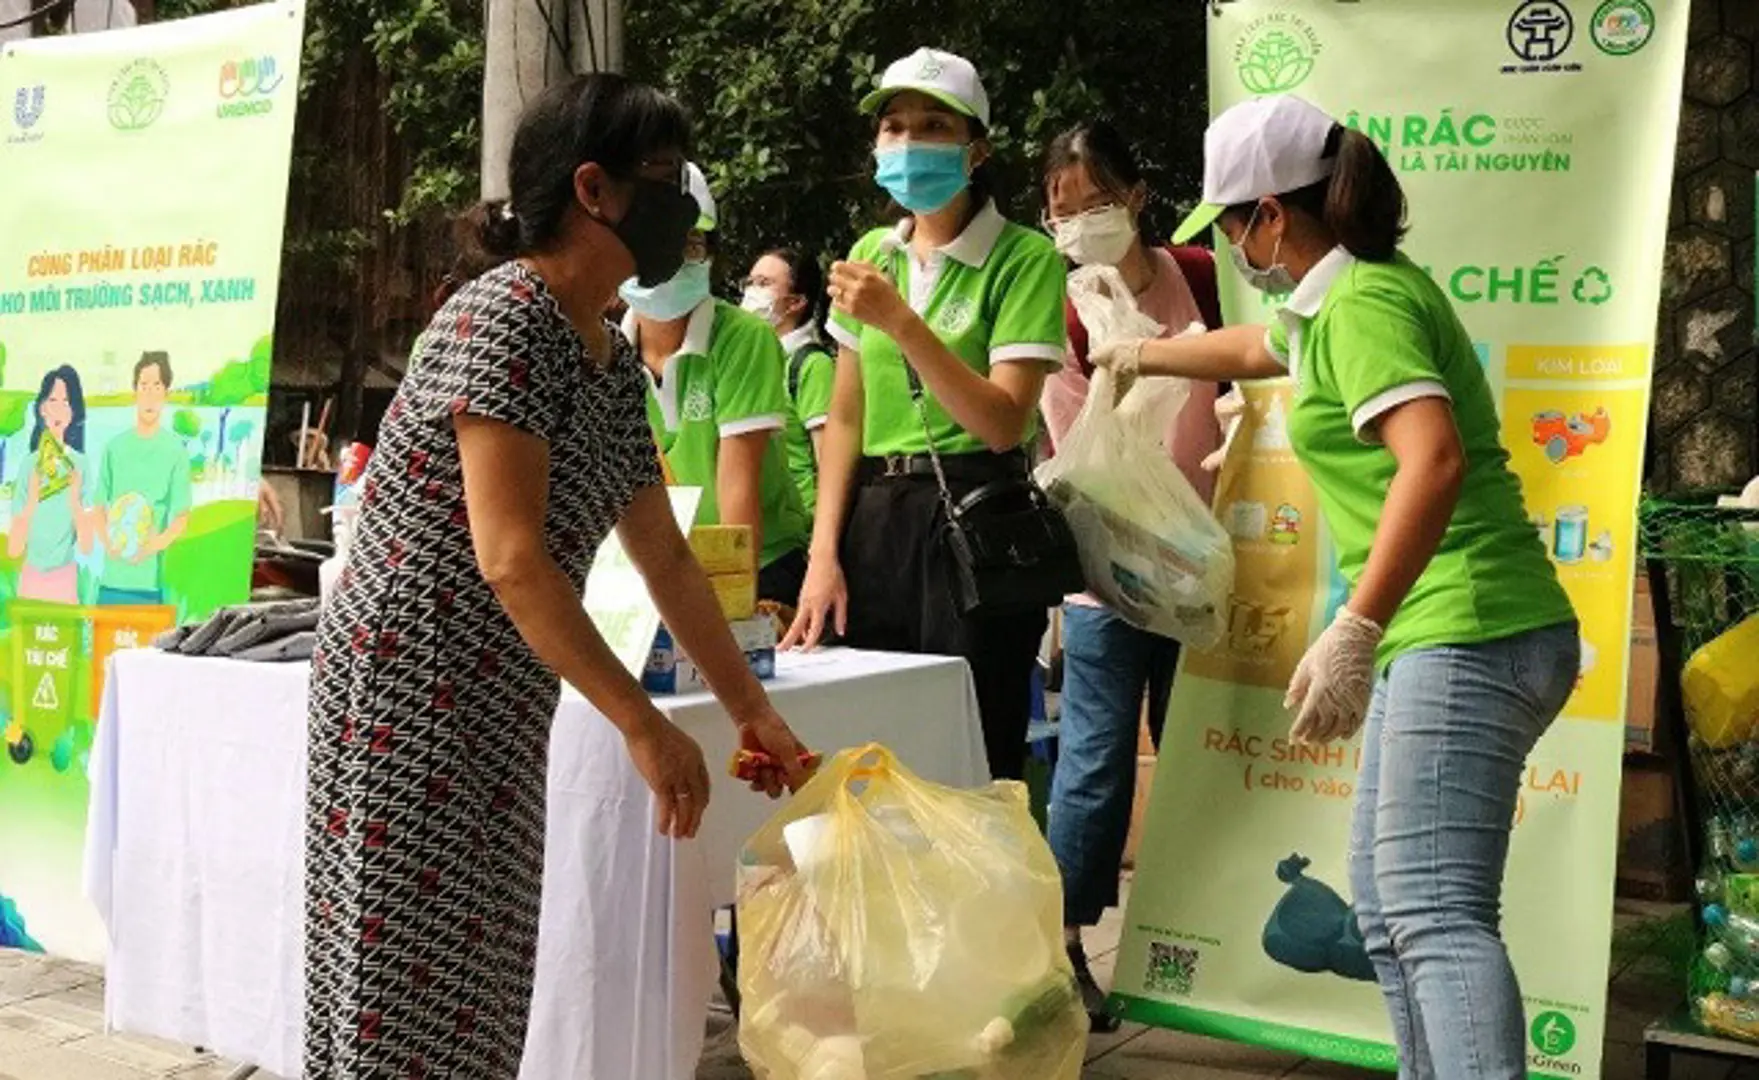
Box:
[302,74,810,1079]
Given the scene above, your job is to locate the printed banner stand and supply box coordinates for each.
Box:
[0,1,304,960]
[584,487,702,677]
[1112,3,1688,1078]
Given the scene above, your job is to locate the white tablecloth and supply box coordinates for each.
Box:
[83,647,986,1079]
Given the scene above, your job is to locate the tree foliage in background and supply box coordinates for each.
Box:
[627,0,1209,289]
[160,0,483,229]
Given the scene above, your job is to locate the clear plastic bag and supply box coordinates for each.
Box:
[1036,266,1235,647]
[737,744,1086,1080]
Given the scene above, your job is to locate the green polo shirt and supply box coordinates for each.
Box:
[627,299,811,569]
[827,201,1067,456]
[780,325,834,516]
[96,425,192,594]
[1265,248,1575,669]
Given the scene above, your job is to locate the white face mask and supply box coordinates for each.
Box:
[1052,205,1137,267]
[1230,205,1298,295]
[740,285,784,326]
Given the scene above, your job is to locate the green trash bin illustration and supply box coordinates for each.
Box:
[7,601,86,767]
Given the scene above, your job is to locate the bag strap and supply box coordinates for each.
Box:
[1066,296,1092,377]
[786,343,814,401]
[872,239,962,519]
[1168,244,1224,331]
[902,348,961,520]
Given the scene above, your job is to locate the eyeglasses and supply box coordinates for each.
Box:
[1041,202,1125,232]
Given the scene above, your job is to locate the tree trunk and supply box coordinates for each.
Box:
[481,0,622,200]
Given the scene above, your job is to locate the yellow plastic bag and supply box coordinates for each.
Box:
[736,744,1087,1080]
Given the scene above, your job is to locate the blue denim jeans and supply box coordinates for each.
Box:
[1349,622,1579,1080]
[1049,604,1179,927]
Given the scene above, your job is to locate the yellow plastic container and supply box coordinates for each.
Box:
[1683,612,1759,749]
[709,571,757,621]
[690,525,755,576]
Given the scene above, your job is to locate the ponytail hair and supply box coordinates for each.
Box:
[1320,126,1405,261]
[1235,124,1407,262]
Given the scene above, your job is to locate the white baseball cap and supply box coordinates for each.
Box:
[860,47,990,129]
[685,161,716,232]
[1171,95,1338,245]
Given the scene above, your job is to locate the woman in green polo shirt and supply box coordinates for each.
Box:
[620,164,812,603]
[781,48,1068,782]
[742,247,834,517]
[1095,95,1579,1080]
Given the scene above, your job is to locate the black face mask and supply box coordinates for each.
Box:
[601,176,700,287]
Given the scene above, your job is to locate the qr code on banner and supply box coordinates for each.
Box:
[1146,941,1200,996]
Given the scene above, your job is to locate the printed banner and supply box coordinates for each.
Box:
[0,2,302,959]
[1113,2,1687,1077]
[584,486,702,675]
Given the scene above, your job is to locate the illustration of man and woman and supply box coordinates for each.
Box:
[9,351,191,607]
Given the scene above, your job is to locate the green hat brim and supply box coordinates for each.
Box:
[1171,202,1225,246]
[859,85,979,122]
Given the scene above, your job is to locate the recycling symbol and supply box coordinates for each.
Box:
[1573,267,1614,306]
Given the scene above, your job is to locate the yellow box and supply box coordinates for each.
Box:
[690,526,755,576]
[709,571,757,621]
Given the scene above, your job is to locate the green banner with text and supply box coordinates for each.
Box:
[1113,2,1687,1077]
[0,2,302,959]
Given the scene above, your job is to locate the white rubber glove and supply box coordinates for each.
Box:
[1089,338,1145,376]
[1202,389,1247,472]
[1285,608,1385,745]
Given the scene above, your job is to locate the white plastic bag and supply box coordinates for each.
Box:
[1036,266,1234,648]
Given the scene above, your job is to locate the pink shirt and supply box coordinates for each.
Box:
[1042,247,1223,608]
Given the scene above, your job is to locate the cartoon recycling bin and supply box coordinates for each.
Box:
[89,605,175,715]
[7,600,85,766]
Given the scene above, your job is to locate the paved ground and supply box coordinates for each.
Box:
[0,897,1746,1079]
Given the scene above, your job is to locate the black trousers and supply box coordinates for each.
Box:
[839,470,1048,782]
[757,547,809,607]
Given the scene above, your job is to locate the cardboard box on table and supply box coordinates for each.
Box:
[642,616,777,696]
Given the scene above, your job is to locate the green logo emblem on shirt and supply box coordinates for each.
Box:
[1234,15,1321,94]
[934,297,977,336]
[108,59,169,132]
[682,385,713,423]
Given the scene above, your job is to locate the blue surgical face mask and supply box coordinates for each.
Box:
[873,142,970,214]
[620,259,712,321]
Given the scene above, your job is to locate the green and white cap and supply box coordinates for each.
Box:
[685,161,717,232]
[1172,94,1337,245]
[859,47,990,129]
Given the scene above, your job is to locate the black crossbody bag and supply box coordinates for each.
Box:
[877,238,1084,616]
[904,365,1085,616]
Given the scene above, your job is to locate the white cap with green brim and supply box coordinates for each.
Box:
[1171,94,1338,245]
[685,161,716,232]
[859,47,990,129]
